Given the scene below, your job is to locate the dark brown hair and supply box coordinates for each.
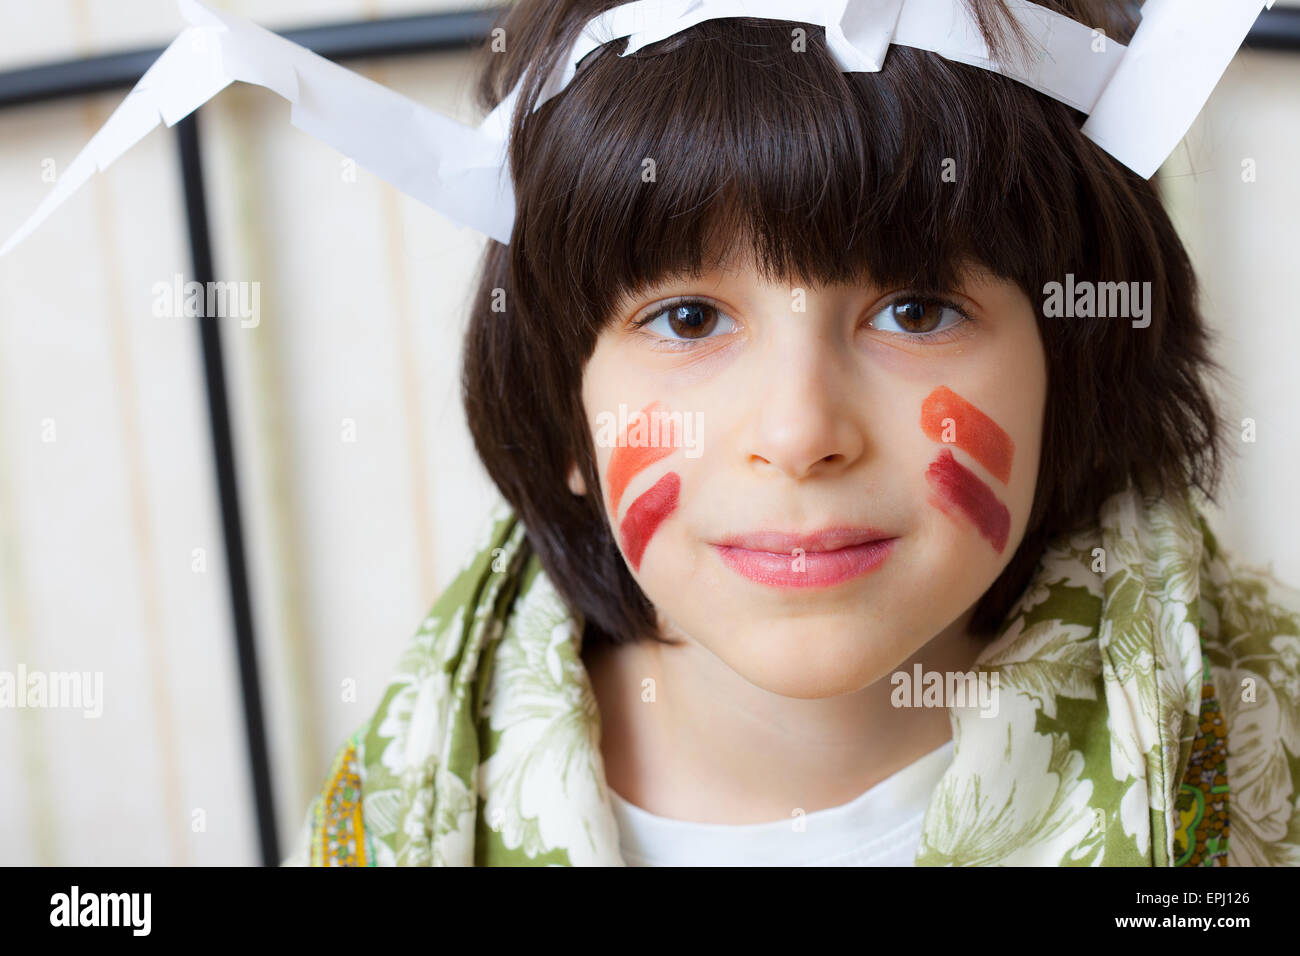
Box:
[461,0,1230,648]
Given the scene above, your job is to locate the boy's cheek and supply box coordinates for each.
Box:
[590,395,706,571]
[912,382,1041,557]
[615,470,681,573]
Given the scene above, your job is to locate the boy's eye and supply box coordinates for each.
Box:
[869,296,968,336]
[635,300,737,341]
[631,294,969,344]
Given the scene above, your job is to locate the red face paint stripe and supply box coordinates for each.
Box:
[619,471,680,572]
[921,386,1014,485]
[607,401,677,513]
[926,449,1010,553]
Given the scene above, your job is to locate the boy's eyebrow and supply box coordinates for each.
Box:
[954,260,999,287]
[608,269,724,315]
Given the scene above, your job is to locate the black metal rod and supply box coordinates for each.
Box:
[177,111,279,867]
[0,8,506,109]
[1244,5,1300,52]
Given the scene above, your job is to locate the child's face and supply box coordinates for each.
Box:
[569,255,1046,698]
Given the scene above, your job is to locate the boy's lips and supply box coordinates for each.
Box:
[709,527,898,589]
[711,526,894,553]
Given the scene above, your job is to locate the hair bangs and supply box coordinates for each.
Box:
[510,15,1081,340]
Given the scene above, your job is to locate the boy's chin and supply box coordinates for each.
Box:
[703,618,924,701]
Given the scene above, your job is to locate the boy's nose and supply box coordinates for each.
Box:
[740,324,868,482]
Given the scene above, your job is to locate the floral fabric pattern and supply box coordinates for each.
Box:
[284,484,1300,866]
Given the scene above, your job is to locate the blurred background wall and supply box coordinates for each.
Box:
[0,0,1296,866]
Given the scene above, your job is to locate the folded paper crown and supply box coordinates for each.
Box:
[0,0,1274,256]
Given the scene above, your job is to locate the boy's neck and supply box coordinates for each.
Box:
[581,611,985,825]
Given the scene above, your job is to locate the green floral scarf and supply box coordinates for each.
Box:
[285,483,1300,866]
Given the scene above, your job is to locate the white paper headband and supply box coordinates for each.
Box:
[0,0,1275,256]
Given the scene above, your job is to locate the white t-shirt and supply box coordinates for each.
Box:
[609,739,955,866]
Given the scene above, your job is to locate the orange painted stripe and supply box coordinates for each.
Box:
[920,386,1014,485]
[607,401,678,513]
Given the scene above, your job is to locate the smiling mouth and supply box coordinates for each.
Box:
[710,532,898,589]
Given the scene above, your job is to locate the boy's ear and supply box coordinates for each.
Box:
[566,460,587,496]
